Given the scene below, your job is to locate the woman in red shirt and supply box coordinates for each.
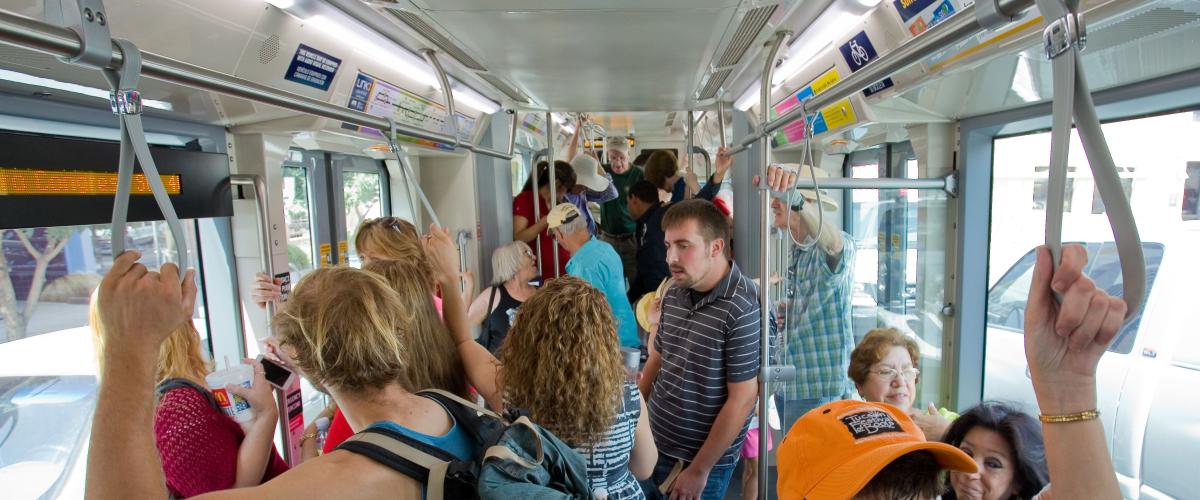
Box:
[513,160,576,282]
[90,300,287,497]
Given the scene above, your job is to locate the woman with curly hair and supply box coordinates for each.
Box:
[425,232,656,499]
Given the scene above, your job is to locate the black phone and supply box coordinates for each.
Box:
[257,355,297,390]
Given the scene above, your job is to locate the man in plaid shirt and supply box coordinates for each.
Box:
[771,165,856,433]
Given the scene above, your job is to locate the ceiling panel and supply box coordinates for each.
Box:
[405,1,739,111]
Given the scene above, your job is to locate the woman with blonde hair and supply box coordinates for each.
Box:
[363,258,469,397]
[90,292,287,497]
[466,240,538,354]
[427,236,656,499]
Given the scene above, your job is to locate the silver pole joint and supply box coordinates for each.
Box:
[1043,13,1085,59]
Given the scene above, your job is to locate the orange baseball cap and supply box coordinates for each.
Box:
[777,400,977,499]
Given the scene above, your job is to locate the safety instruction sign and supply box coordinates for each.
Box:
[319,243,332,268]
[342,72,475,151]
[839,31,895,97]
[337,240,348,266]
[284,44,341,91]
[771,68,858,146]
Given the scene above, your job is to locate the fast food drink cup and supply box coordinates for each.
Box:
[205,362,256,426]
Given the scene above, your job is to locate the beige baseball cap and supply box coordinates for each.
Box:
[545,203,582,230]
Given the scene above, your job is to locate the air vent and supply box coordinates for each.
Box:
[259,34,281,65]
[716,4,778,68]
[478,73,529,103]
[664,112,677,128]
[698,68,733,99]
[389,10,488,71]
[1085,7,1200,53]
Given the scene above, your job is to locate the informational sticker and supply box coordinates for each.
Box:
[521,112,547,136]
[897,0,959,36]
[342,72,475,150]
[770,68,859,146]
[319,243,332,268]
[274,271,292,303]
[337,240,348,266]
[284,44,341,91]
[839,31,895,97]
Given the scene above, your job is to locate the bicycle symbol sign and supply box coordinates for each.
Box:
[839,31,879,73]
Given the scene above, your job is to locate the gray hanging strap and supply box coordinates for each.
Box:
[103,38,189,279]
[1035,0,1144,319]
[387,117,442,228]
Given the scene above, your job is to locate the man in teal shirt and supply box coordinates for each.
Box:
[546,202,640,348]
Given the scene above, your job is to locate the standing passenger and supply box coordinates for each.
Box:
[625,180,669,305]
[565,153,618,235]
[598,135,643,285]
[466,241,538,354]
[513,160,577,281]
[639,199,767,500]
[772,166,856,432]
[545,203,640,348]
[643,150,683,205]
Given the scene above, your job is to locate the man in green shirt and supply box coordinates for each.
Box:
[599,134,642,284]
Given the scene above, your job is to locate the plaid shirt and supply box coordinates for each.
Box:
[781,233,855,400]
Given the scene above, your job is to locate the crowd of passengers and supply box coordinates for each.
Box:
[86,115,1129,499]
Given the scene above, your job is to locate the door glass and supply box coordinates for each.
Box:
[282,163,315,279]
[342,171,384,267]
[0,220,206,499]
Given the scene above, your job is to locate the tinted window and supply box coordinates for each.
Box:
[986,242,1164,354]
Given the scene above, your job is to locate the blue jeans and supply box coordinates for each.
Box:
[781,395,848,435]
[642,453,737,500]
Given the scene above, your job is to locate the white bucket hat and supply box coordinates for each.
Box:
[570,154,610,192]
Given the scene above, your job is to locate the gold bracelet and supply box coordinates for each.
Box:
[298,431,319,445]
[1039,409,1100,423]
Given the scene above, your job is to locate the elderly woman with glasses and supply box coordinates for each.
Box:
[466,240,539,355]
[848,327,955,440]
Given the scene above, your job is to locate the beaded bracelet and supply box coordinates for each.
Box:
[1039,409,1100,423]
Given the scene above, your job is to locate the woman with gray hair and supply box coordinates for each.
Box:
[467,240,539,354]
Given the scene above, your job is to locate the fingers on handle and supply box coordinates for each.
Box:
[1027,246,1054,308]
[1056,274,1096,337]
[1096,296,1127,347]
[1052,244,1088,294]
[108,250,142,277]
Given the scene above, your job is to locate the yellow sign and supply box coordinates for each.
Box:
[319,243,332,268]
[337,240,348,266]
[820,99,858,131]
[0,168,181,196]
[810,68,841,96]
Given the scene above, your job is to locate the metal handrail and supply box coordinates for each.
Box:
[0,8,515,160]
[727,0,1036,155]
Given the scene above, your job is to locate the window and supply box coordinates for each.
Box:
[342,171,384,267]
[0,220,206,499]
[1031,165,1076,212]
[986,242,1163,354]
[1184,162,1199,221]
[282,160,315,278]
[1090,167,1134,215]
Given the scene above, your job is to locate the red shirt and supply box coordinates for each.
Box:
[322,408,354,454]
[154,386,289,497]
[513,190,569,282]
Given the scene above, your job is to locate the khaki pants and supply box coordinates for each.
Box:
[600,231,637,287]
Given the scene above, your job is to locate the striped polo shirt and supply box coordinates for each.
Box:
[649,261,765,467]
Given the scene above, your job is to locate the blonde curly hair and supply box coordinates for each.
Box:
[364,259,469,397]
[497,276,625,448]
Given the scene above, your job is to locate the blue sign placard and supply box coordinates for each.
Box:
[893,0,939,22]
[839,31,880,73]
[930,0,956,25]
[863,77,896,97]
[284,44,341,92]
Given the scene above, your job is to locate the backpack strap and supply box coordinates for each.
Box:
[419,389,503,420]
[337,426,458,500]
[482,416,544,469]
[155,378,218,411]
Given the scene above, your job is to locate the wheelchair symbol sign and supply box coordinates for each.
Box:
[839,31,880,73]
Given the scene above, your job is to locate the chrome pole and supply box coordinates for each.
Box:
[546,112,560,278]
[757,30,788,500]
[420,48,460,147]
[685,109,695,198]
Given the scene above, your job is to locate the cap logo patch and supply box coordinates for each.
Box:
[840,410,902,440]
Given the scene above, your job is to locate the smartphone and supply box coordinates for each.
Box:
[257,355,297,390]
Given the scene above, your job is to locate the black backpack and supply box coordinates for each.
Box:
[336,389,591,500]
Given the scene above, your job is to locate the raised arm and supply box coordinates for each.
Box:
[226,360,283,488]
[424,225,504,410]
[87,252,197,500]
[584,171,619,203]
[1024,244,1125,500]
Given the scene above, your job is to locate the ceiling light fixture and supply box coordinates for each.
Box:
[0,68,173,111]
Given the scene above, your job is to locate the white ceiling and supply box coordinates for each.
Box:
[395,0,745,112]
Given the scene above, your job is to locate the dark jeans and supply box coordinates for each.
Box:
[642,453,737,500]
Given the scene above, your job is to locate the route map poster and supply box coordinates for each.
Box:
[343,71,475,151]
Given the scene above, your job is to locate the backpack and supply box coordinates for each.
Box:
[336,389,592,500]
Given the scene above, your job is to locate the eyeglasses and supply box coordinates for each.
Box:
[523,249,535,258]
[870,367,920,382]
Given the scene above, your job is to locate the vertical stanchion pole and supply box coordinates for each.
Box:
[757,30,788,500]
[546,112,561,278]
[686,109,695,198]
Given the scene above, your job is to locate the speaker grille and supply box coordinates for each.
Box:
[390,10,488,71]
[259,34,281,65]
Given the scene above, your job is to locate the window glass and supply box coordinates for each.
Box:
[282,163,315,279]
[343,171,383,267]
[0,220,206,498]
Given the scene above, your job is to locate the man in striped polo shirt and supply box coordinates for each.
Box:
[639,199,765,500]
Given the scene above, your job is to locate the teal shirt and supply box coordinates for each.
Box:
[567,238,640,348]
[781,233,856,400]
[599,166,643,235]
